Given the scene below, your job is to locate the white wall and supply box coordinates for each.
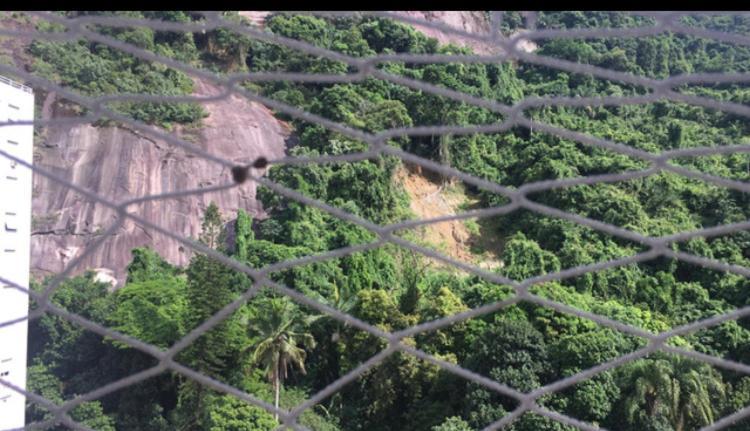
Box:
[0,76,34,430]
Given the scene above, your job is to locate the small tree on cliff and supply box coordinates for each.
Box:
[235,208,254,261]
[200,202,224,250]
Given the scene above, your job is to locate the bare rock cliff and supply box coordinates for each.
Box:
[31,80,290,285]
[392,11,495,54]
[392,11,537,54]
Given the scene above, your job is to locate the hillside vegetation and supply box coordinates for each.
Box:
[24,12,750,431]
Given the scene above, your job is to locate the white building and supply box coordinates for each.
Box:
[0,75,34,430]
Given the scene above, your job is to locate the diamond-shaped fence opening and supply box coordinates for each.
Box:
[3,9,750,431]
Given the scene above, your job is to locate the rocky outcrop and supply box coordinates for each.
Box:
[31,80,290,285]
[392,11,537,54]
[392,11,497,54]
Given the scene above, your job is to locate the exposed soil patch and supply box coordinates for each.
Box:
[394,164,504,271]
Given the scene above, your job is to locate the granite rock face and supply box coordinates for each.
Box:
[392,11,496,54]
[30,80,290,285]
[392,11,537,54]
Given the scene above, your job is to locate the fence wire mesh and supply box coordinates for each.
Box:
[2,9,750,431]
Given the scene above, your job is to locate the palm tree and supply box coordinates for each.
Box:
[320,282,357,342]
[304,282,357,416]
[620,356,725,431]
[245,298,317,421]
[303,281,358,343]
[622,358,673,422]
[666,356,725,431]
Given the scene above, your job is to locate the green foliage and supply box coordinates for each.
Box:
[26,363,126,431]
[29,12,206,126]
[202,393,277,431]
[180,252,249,377]
[463,386,510,428]
[109,276,187,348]
[126,246,180,283]
[502,232,561,281]
[566,373,620,424]
[550,329,632,373]
[28,273,114,383]
[416,285,469,354]
[245,297,317,379]
[432,416,472,431]
[234,208,254,261]
[339,341,446,431]
[467,318,549,391]
[69,401,117,431]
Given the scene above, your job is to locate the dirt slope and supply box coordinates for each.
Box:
[396,166,474,263]
[395,166,504,271]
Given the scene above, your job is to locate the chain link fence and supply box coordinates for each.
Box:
[1,10,750,431]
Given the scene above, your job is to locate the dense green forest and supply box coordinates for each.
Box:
[21,11,750,431]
